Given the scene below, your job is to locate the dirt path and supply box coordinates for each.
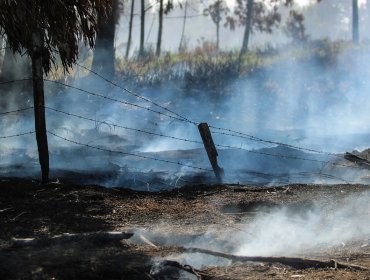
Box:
[1,178,369,279]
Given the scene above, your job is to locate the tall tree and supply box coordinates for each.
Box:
[204,0,230,50]
[156,0,165,56]
[92,0,120,77]
[139,0,146,58]
[226,0,283,57]
[352,0,359,43]
[240,0,254,56]
[178,1,188,52]
[126,0,135,59]
[156,0,176,56]
[0,0,111,183]
[285,10,308,44]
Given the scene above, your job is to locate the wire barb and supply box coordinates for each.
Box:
[209,125,340,157]
[0,107,34,116]
[0,131,35,139]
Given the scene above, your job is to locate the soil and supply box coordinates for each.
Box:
[1,178,370,279]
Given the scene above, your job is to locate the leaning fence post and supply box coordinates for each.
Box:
[198,123,224,183]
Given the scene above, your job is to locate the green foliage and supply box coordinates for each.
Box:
[0,0,111,74]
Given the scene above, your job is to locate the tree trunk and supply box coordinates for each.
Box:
[139,0,146,58]
[156,0,164,56]
[238,0,253,71]
[352,0,359,43]
[178,1,188,52]
[91,0,118,77]
[32,32,49,184]
[0,35,3,69]
[216,21,220,50]
[240,0,254,56]
[126,0,135,59]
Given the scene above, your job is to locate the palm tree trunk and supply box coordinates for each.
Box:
[126,0,135,59]
[32,32,49,184]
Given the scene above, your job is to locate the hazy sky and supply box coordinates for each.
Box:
[116,0,370,56]
[296,0,366,6]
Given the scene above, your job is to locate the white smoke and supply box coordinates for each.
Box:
[235,191,370,256]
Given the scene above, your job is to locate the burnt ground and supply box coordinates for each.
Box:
[0,178,370,279]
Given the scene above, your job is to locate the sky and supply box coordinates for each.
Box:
[296,0,366,6]
[116,0,370,56]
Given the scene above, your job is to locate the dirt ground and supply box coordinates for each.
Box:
[1,178,370,279]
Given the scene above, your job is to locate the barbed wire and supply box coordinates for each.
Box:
[0,78,32,86]
[0,106,33,116]
[45,106,360,168]
[209,126,340,157]
[44,79,191,124]
[62,65,344,159]
[74,63,197,125]
[47,130,212,172]
[0,131,35,139]
[214,143,331,164]
[45,106,203,146]
[0,79,359,171]
[215,141,363,169]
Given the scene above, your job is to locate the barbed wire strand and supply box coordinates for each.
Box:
[45,106,348,165]
[0,131,35,139]
[45,106,368,170]
[0,78,32,86]
[0,106,34,116]
[44,79,190,124]
[210,126,340,157]
[47,130,212,172]
[0,130,357,183]
[214,143,331,164]
[55,65,343,158]
[74,63,197,125]
[68,64,347,158]
[0,79,356,169]
[45,106,203,146]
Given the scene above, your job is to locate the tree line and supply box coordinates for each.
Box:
[122,0,362,58]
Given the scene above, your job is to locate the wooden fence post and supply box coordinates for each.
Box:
[198,123,224,183]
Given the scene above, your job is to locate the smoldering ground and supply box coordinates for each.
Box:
[138,190,370,269]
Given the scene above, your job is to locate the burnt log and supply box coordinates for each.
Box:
[180,247,369,271]
[344,152,370,169]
